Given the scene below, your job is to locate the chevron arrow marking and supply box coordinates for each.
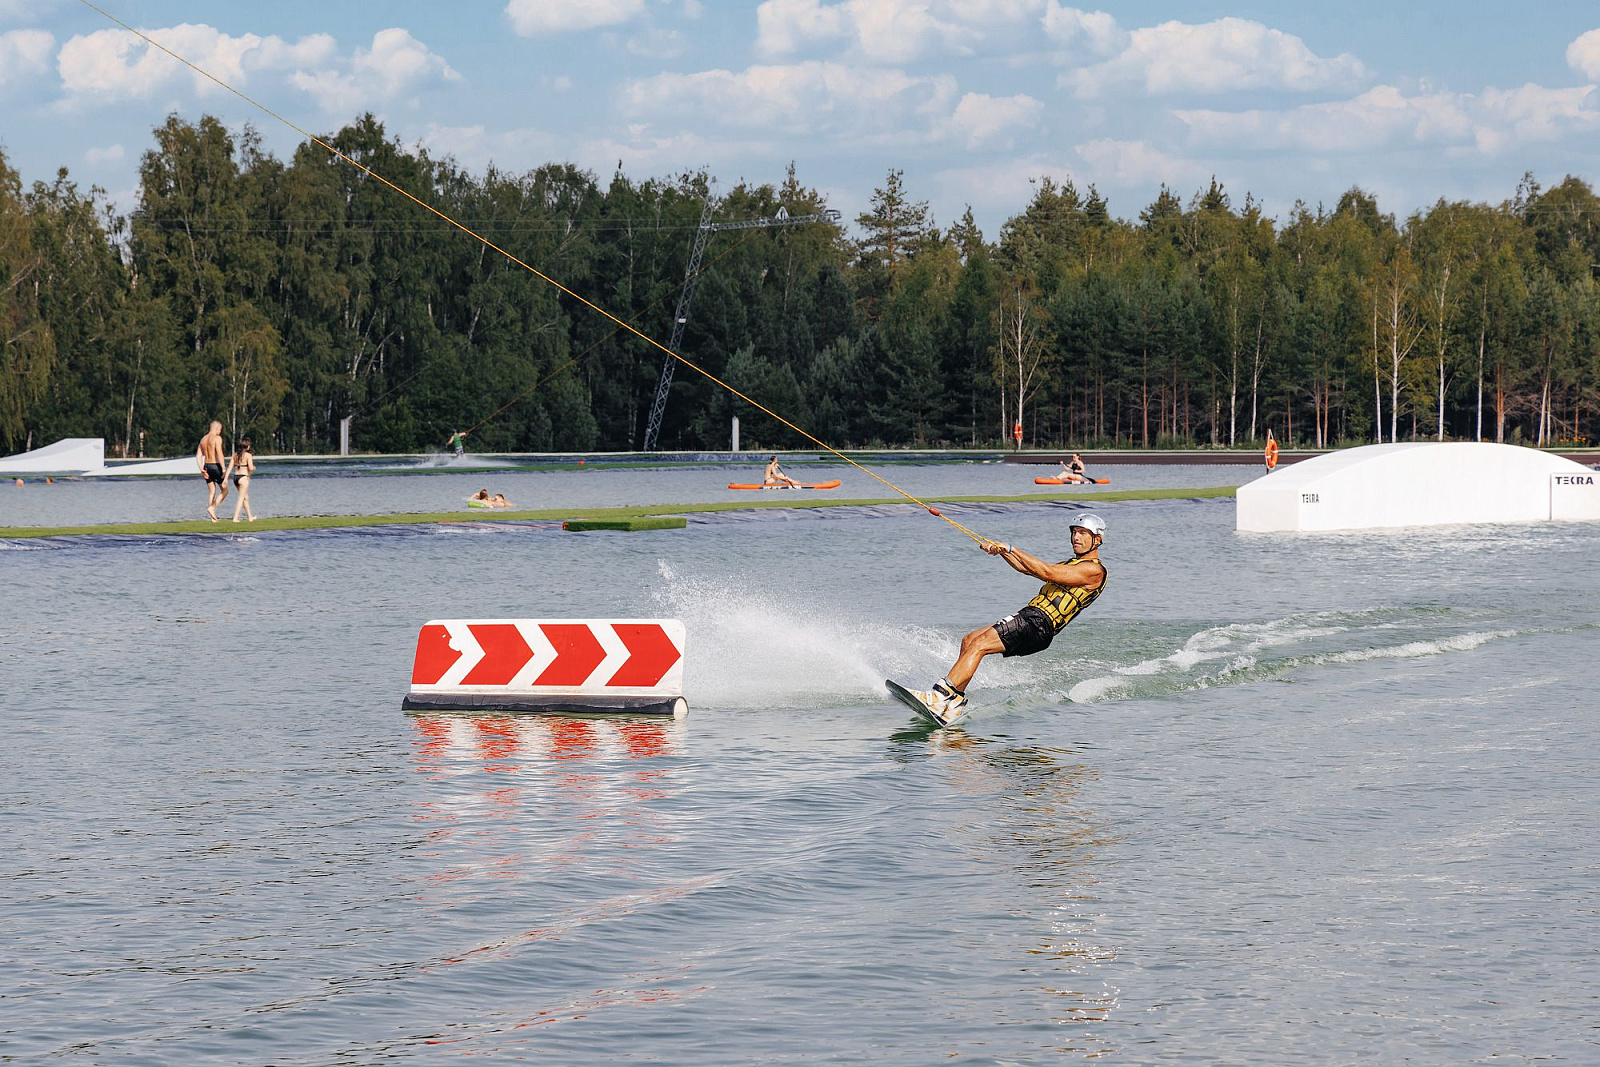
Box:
[462,623,535,686]
[534,623,607,687]
[608,623,683,687]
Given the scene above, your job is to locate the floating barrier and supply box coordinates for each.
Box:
[402,618,688,717]
[562,516,686,532]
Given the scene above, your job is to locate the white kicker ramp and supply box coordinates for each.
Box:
[87,456,209,477]
[0,438,105,474]
[1237,442,1600,532]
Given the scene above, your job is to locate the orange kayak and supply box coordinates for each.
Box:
[727,480,842,490]
[1035,476,1110,485]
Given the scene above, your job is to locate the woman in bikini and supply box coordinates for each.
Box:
[228,437,257,522]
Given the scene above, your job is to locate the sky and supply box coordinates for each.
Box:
[3,0,1600,239]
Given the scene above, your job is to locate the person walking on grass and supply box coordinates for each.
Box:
[227,437,256,522]
[196,420,229,522]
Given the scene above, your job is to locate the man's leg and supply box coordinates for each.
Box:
[948,625,1005,692]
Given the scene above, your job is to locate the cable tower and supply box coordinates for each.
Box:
[641,185,839,451]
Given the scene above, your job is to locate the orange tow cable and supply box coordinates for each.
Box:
[81,0,995,547]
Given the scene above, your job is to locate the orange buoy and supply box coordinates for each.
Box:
[1264,438,1279,470]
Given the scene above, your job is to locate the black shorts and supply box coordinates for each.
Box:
[203,463,224,485]
[994,605,1056,658]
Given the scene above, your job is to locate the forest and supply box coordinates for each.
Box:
[3,112,1599,457]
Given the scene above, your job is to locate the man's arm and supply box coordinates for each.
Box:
[983,541,1103,586]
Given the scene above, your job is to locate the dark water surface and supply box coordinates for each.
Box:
[3,489,1596,1062]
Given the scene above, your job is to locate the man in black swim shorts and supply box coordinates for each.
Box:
[196,419,229,522]
[908,513,1107,722]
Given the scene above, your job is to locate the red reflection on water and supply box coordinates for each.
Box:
[472,718,522,770]
[548,719,597,760]
[408,714,684,889]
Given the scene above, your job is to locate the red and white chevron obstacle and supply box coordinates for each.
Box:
[403,618,688,717]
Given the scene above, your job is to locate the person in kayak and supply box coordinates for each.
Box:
[763,456,801,488]
[909,513,1107,723]
[1059,453,1089,483]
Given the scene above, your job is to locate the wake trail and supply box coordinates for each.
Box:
[1061,608,1573,705]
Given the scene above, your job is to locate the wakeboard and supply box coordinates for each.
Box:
[886,679,952,727]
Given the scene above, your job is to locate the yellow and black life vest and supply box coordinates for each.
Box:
[1026,556,1106,633]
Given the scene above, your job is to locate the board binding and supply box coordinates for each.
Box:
[885,679,953,727]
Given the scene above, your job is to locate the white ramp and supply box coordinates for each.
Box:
[0,438,105,474]
[1237,442,1600,532]
[88,456,205,477]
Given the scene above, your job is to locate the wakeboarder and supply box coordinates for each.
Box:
[895,513,1108,725]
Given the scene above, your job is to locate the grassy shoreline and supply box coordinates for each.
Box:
[0,485,1236,540]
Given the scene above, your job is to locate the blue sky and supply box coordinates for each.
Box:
[3,1,1599,238]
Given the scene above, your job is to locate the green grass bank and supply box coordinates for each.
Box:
[0,485,1236,540]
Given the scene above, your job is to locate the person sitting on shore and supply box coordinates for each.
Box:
[763,456,801,488]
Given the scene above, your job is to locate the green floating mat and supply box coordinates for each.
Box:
[562,516,686,532]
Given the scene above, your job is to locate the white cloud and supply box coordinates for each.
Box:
[623,61,957,139]
[289,29,461,113]
[757,0,1052,63]
[1041,3,1124,57]
[932,156,1078,228]
[1074,138,1206,188]
[58,24,334,99]
[417,123,551,171]
[576,128,757,176]
[628,28,687,59]
[1174,83,1596,155]
[1567,29,1600,82]
[505,0,647,36]
[1473,83,1599,152]
[1064,17,1368,98]
[949,92,1043,148]
[0,27,51,90]
[84,143,124,165]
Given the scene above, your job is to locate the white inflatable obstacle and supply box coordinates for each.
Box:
[1237,442,1600,532]
[87,456,208,477]
[0,438,105,474]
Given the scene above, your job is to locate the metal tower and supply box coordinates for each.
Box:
[640,190,840,451]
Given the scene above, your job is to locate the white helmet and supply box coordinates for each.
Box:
[1071,513,1106,540]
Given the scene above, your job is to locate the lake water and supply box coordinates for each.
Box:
[2,466,1595,1062]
